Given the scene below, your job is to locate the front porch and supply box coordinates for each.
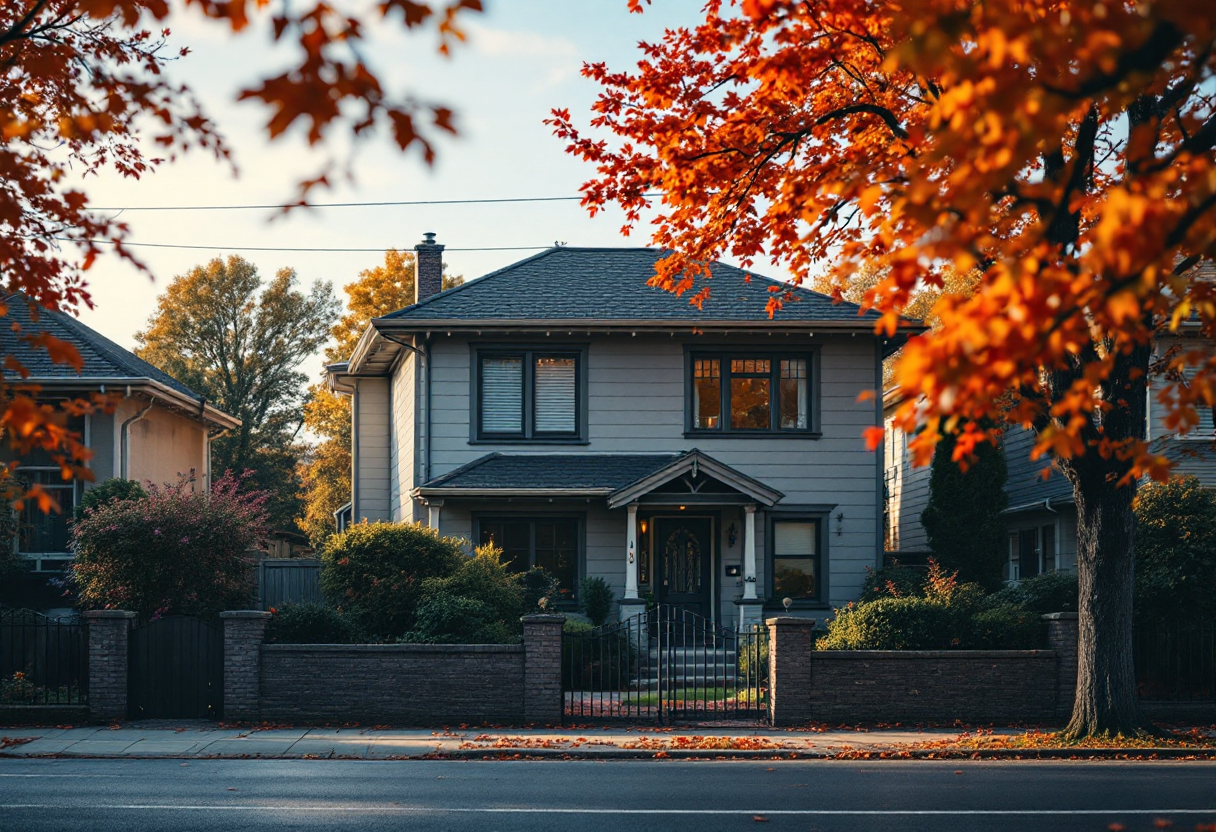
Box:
[413,449,784,630]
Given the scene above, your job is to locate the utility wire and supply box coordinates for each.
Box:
[87,193,663,212]
[63,238,551,253]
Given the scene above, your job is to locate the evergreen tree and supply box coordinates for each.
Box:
[920,431,1009,592]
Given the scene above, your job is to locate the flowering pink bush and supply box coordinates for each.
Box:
[71,473,267,618]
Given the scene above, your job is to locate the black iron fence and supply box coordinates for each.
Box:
[1134,616,1215,702]
[562,605,768,724]
[0,606,88,706]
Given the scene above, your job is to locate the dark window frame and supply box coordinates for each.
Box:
[470,345,589,444]
[473,512,585,606]
[684,347,821,437]
[765,507,832,609]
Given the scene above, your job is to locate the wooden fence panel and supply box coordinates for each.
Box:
[258,560,322,610]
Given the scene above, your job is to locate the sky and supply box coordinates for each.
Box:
[75,0,715,370]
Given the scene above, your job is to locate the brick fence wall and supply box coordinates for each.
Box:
[259,643,527,724]
[767,614,1081,726]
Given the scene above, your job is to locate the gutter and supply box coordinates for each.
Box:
[120,397,155,479]
[1002,496,1071,515]
[413,487,614,500]
[27,377,240,431]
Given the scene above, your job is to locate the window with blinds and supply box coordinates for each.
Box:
[771,519,821,602]
[477,349,582,440]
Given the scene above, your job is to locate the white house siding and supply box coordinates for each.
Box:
[419,333,882,615]
[882,412,931,553]
[353,376,391,521]
[389,352,420,523]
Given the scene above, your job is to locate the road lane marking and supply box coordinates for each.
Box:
[3,805,1216,815]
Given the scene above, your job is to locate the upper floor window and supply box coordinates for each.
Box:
[687,351,817,435]
[475,348,586,442]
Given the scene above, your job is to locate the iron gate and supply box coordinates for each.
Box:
[562,605,767,723]
[128,616,224,720]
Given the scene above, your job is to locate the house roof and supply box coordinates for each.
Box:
[415,449,785,507]
[377,247,881,326]
[0,293,239,429]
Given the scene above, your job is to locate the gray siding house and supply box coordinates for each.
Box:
[330,236,905,627]
[883,327,1215,582]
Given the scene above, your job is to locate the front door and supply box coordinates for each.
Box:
[654,516,712,619]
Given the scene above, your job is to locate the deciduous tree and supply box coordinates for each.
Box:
[300,249,461,545]
[136,255,339,528]
[1,0,478,516]
[551,0,1216,737]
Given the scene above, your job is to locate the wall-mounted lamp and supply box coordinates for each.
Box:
[835,512,845,537]
[678,505,686,511]
[639,519,648,535]
[727,523,737,547]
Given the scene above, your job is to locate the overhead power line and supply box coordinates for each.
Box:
[87,193,663,212]
[63,238,551,254]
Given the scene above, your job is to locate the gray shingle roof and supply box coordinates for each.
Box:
[0,293,201,399]
[380,247,878,324]
[421,452,679,491]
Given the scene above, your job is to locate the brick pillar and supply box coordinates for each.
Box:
[84,610,135,723]
[220,611,271,721]
[1044,612,1079,721]
[522,614,565,725]
[767,616,817,727]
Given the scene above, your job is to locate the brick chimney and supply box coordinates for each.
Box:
[414,231,444,304]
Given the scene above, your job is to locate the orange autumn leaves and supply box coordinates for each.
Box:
[2,1,479,509]
[551,0,1216,480]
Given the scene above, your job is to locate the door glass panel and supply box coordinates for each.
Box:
[730,378,770,429]
[662,526,703,593]
[693,359,721,429]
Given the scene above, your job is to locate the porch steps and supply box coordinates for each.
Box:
[633,647,741,686]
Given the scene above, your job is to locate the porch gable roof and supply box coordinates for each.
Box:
[605,449,784,509]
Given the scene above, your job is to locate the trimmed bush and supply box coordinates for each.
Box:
[1134,475,1216,621]
[266,602,363,644]
[970,602,1046,649]
[860,561,928,601]
[71,473,265,618]
[579,576,614,626]
[400,545,526,644]
[76,478,147,520]
[319,522,466,639]
[989,571,1077,614]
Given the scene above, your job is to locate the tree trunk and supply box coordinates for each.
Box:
[1055,341,1156,738]
[1063,463,1153,737]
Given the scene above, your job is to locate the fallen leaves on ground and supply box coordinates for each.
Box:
[0,736,34,750]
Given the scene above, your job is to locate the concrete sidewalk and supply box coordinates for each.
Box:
[3,723,1214,760]
[0,724,997,759]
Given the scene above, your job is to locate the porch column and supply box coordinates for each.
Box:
[427,499,443,531]
[624,503,640,600]
[743,504,758,600]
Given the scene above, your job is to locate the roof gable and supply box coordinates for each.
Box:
[1,293,201,399]
[379,247,879,325]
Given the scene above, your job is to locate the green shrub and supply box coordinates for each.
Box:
[319,522,466,639]
[71,473,264,618]
[1134,475,1216,621]
[989,571,1077,613]
[522,566,561,613]
[76,478,147,520]
[399,545,525,644]
[819,560,1043,650]
[860,562,928,601]
[266,602,363,644]
[579,576,614,626]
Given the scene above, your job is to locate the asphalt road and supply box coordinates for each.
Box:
[1,758,1215,832]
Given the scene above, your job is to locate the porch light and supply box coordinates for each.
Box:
[640,519,648,535]
[679,505,686,511]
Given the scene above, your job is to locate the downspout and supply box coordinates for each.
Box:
[120,398,155,480]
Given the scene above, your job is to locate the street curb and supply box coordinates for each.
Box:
[5,747,1215,761]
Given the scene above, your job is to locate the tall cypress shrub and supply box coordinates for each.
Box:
[920,431,1009,592]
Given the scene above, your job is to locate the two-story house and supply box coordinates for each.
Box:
[329,235,906,627]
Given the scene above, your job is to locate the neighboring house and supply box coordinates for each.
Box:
[0,294,239,598]
[883,327,1216,582]
[329,235,912,627]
